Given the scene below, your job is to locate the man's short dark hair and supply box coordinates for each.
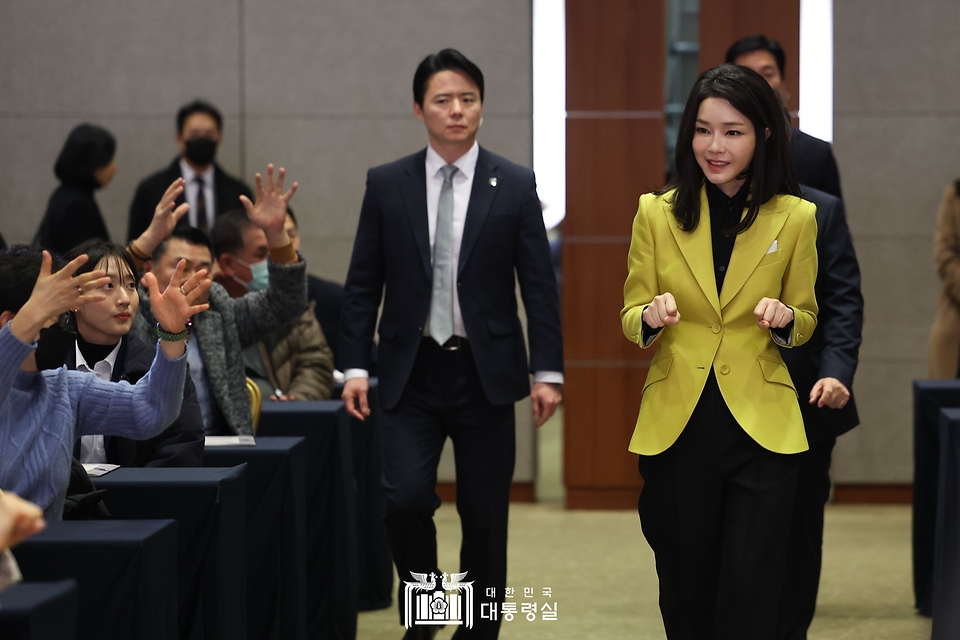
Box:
[0,246,58,315]
[210,210,254,259]
[152,226,214,264]
[413,49,484,108]
[176,100,223,133]
[725,35,787,79]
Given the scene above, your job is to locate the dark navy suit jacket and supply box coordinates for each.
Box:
[779,185,863,444]
[340,146,563,410]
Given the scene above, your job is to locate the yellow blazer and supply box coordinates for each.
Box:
[621,188,818,456]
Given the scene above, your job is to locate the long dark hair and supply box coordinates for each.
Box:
[659,64,799,233]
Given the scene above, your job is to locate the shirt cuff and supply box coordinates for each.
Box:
[268,242,298,265]
[344,368,369,381]
[534,371,564,385]
[771,320,795,347]
[641,320,663,347]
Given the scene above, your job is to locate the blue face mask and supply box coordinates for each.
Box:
[232,257,269,292]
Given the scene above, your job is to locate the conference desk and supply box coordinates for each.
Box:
[94,466,247,640]
[258,401,359,640]
[204,437,308,640]
[932,408,960,639]
[0,580,78,640]
[14,520,177,640]
[912,379,960,615]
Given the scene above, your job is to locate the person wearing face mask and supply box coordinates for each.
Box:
[133,165,308,435]
[126,100,253,242]
[210,209,334,402]
[34,124,118,256]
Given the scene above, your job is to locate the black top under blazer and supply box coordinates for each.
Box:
[126,158,252,242]
[339,146,564,410]
[779,185,863,443]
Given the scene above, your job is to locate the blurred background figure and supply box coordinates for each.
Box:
[928,178,960,378]
[33,124,117,256]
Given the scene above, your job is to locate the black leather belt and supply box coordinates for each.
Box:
[439,336,467,351]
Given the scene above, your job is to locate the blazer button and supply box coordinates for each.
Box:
[720,364,730,375]
[711,323,721,334]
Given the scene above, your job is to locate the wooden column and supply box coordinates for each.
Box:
[698,0,801,118]
[563,0,666,509]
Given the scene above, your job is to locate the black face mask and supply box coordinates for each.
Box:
[184,137,217,166]
[35,322,77,371]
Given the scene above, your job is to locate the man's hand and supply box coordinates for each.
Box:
[136,178,190,256]
[754,298,794,330]
[239,164,298,247]
[0,492,45,550]
[10,252,109,344]
[810,377,850,409]
[642,293,680,328]
[342,378,370,421]
[269,394,297,402]
[531,382,562,428]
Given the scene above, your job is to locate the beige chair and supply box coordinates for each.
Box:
[246,377,262,434]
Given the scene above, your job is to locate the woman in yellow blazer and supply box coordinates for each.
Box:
[622,64,818,640]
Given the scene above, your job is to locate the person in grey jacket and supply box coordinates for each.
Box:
[133,164,306,435]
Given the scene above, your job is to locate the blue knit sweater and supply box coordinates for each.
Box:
[0,324,187,520]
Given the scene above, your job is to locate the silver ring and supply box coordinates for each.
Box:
[179,285,187,296]
[77,286,83,294]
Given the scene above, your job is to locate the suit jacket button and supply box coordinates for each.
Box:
[720,364,730,375]
[712,323,721,334]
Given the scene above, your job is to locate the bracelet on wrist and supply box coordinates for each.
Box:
[128,241,150,262]
[156,322,189,342]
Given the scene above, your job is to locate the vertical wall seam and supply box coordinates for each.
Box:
[238,0,247,178]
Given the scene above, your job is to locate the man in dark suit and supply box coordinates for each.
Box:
[126,100,252,242]
[726,35,844,199]
[340,49,563,640]
[776,185,863,639]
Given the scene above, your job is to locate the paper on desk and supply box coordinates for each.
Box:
[83,463,120,477]
[204,435,256,447]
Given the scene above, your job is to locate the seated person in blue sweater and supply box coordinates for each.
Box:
[39,239,204,467]
[0,245,209,520]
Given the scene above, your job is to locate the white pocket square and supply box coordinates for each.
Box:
[766,240,778,254]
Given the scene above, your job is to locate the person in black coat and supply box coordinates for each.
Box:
[34,124,117,256]
[126,100,252,242]
[726,35,844,200]
[37,239,205,467]
[776,185,863,639]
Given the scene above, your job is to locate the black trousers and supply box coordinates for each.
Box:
[776,437,836,640]
[382,338,515,640]
[637,372,800,640]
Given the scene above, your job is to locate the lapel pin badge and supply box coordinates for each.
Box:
[489,177,498,187]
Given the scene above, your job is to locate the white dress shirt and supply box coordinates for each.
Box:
[346,142,562,386]
[179,159,216,229]
[76,341,122,464]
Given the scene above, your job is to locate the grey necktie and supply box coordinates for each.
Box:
[429,164,459,345]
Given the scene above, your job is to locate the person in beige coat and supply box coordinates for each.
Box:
[929,180,960,378]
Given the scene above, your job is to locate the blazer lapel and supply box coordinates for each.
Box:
[458,148,499,275]
[398,151,431,279]
[191,308,231,413]
[719,196,790,309]
[665,189,721,317]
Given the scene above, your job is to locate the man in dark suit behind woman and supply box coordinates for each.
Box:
[726,35,844,200]
[126,100,252,241]
[340,49,563,640]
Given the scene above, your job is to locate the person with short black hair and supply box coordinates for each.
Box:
[212,210,334,401]
[33,124,117,256]
[725,34,844,199]
[126,99,252,241]
[341,48,563,640]
[41,239,205,468]
[134,165,308,435]
[0,244,208,519]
